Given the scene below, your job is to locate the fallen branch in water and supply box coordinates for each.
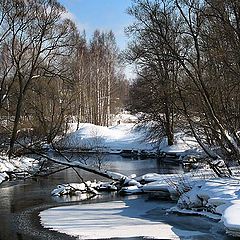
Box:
[13,140,127,181]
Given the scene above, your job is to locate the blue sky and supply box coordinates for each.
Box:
[58,0,134,50]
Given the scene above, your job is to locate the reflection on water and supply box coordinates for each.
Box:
[52,191,119,203]
[46,152,183,177]
[0,153,233,240]
[1,153,180,240]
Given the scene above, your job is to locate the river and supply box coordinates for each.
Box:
[0,154,235,240]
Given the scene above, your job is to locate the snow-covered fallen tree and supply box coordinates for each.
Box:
[51,181,99,197]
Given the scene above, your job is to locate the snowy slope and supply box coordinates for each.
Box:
[57,122,157,151]
[57,114,201,156]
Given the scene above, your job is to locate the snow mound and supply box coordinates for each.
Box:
[159,133,200,156]
[57,122,157,152]
[173,177,240,237]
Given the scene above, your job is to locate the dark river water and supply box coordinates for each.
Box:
[0,154,237,240]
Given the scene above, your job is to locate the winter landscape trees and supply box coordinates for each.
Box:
[0,0,239,170]
[1,1,240,239]
[0,0,239,168]
[127,0,240,165]
[0,0,128,156]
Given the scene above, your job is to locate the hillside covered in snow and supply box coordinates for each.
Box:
[56,113,200,158]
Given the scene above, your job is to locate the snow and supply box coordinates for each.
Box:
[47,169,240,237]
[58,122,157,152]
[40,197,181,240]
[176,178,240,209]
[37,115,240,239]
[33,168,240,237]
[119,185,144,195]
[2,113,240,238]
[51,181,98,196]
[159,133,200,156]
[105,171,126,180]
[0,157,15,172]
[0,172,8,183]
[42,168,240,238]
[57,113,201,157]
[169,206,222,220]
[0,155,39,184]
[62,123,202,158]
[111,112,139,125]
[172,177,240,237]
[222,200,240,237]
[128,174,240,236]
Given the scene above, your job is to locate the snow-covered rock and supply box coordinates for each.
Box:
[51,182,99,196]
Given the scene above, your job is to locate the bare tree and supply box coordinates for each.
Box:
[126,0,181,145]
[0,0,77,156]
[127,0,240,165]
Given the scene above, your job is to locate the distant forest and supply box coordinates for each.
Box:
[0,0,129,156]
[0,0,240,167]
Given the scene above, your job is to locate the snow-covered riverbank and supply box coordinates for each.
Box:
[0,155,39,184]
[40,197,181,240]
[40,169,240,239]
[56,122,158,152]
[2,113,240,238]
[56,113,200,159]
